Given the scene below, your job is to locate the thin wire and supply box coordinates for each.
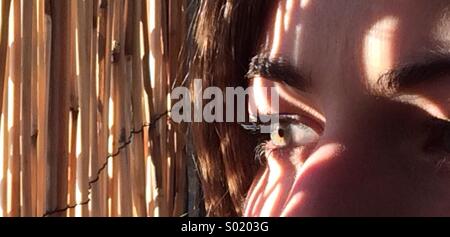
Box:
[42,111,169,217]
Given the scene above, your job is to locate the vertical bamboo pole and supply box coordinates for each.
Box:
[75,0,91,217]
[10,0,21,217]
[0,0,11,218]
[89,0,100,217]
[140,0,154,120]
[110,0,121,216]
[30,0,39,217]
[97,0,112,217]
[167,119,175,216]
[1,48,10,217]
[142,0,158,217]
[106,0,116,217]
[67,107,78,216]
[46,0,70,217]
[0,0,11,116]
[122,56,133,216]
[116,0,132,216]
[67,0,79,217]
[36,0,51,216]
[0,84,7,217]
[125,0,146,217]
[150,0,167,217]
[21,0,33,217]
[161,0,170,217]
[123,0,133,216]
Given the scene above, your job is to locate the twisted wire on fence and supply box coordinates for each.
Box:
[42,111,169,217]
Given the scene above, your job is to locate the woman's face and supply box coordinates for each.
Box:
[245,0,450,216]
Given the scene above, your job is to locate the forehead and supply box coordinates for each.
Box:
[262,0,450,92]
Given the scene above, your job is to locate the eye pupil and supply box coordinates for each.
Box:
[277,128,285,138]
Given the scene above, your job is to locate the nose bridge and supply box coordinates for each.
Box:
[320,103,374,146]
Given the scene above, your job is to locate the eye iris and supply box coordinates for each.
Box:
[271,125,289,147]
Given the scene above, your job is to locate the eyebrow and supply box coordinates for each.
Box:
[377,55,450,95]
[248,53,450,95]
[246,54,311,91]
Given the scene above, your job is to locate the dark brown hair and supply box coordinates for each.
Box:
[186,0,276,216]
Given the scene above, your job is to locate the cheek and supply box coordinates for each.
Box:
[283,145,450,216]
[243,146,309,217]
[245,137,450,216]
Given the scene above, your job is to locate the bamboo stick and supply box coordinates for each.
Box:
[167,120,175,217]
[141,0,158,217]
[89,0,101,217]
[161,0,170,217]
[109,0,134,216]
[36,0,51,216]
[67,0,79,217]
[106,0,115,217]
[140,0,155,119]
[46,0,70,217]
[1,47,10,217]
[117,0,132,216]
[97,0,112,217]
[0,0,11,218]
[67,110,78,217]
[122,57,133,216]
[30,0,39,217]
[110,0,121,217]
[21,0,33,217]
[10,0,21,217]
[126,0,147,217]
[150,0,167,217]
[0,0,11,117]
[75,0,91,217]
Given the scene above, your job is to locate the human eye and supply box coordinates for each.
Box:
[268,116,320,149]
[241,114,322,162]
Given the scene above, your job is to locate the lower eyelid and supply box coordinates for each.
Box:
[263,141,314,165]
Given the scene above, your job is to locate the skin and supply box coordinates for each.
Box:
[245,0,450,216]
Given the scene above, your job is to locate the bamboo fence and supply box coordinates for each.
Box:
[0,0,198,217]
